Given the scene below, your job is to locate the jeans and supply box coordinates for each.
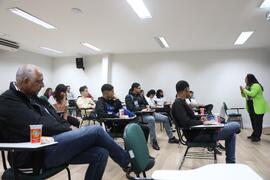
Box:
[141,112,173,143]
[193,122,240,163]
[43,125,129,180]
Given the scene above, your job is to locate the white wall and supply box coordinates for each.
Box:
[0,50,53,95]
[52,56,103,98]
[110,49,270,128]
[2,48,269,127]
[51,48,270,127]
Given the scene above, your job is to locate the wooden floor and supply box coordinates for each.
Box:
[1,127,270,180]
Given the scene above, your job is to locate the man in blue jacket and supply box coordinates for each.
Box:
[125,82,179,150]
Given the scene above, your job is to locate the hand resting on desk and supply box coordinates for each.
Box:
[203,120,220,125]
[41,136,55,144]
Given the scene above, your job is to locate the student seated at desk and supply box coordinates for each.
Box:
[95,84,123,118]
[146,89,174,128]
[0,64,131,180]
[125,82,179,150]
[186,90,213,115]
[172,80,240,163]
[40,87,52,101]
[155,89,167,107]
[77,85,96,117]
[66,85,75,100]
[95,84,150,141]
[50,84,80,128]
[145,89,158,108]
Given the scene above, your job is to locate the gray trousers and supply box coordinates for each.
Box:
[141,112,173,143]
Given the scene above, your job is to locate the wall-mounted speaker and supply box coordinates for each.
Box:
[76,57,84,70]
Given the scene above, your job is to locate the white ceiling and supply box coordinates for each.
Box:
[0,0,270,57]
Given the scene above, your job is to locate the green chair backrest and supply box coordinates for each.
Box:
[124,123,149,174]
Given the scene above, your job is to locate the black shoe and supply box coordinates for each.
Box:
[247,135,253,139]
[152,140,160,150]
[251,137,261,142]
[172,129,176,132]
[122,165,131,173]
[217,143,225,150]
[168,136,179,144]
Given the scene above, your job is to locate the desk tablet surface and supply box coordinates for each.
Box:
[152,164,262,180]
[0,142,58,150]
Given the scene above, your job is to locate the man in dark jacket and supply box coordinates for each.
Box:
[95,84,150,141]
[0,64,130,180]
[125,82,179,151]
[172,80,240,163]
[95,84,123,119]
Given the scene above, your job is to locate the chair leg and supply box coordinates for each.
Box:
[179,146,189,169]
[80,120,84,127]
[143,171,146,178]
[1,151,7,170]
[214,147,217,164]
[66,167,71,180]
[240,117,243,129]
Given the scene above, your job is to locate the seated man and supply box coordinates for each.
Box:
[186,90,213,115]
[125,82,179,150]
[77,85,96,117]
[172,80,240,163]
[95,84,150,141]
[0,64,130,180]
[66,85,75,100]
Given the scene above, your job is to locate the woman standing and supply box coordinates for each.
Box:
[240,74,269,142]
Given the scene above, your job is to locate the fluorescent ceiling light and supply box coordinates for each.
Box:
[234,31,254,45]
[9,7,56,30]
[126,0,152,19]
[81,42,101,51]
[41,47,62,54]
[266,11,270,20]
[260,0,270,8]
[154,36,170,48]
[0,32,8,37]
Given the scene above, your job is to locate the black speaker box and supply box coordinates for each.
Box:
[76,58,84,69]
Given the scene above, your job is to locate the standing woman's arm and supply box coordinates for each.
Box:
[243,84,261,98]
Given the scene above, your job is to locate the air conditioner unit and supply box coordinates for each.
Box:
[0,38,19,52]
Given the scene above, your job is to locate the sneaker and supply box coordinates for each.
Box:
[168,136,179,144]
[152,140,160,150]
